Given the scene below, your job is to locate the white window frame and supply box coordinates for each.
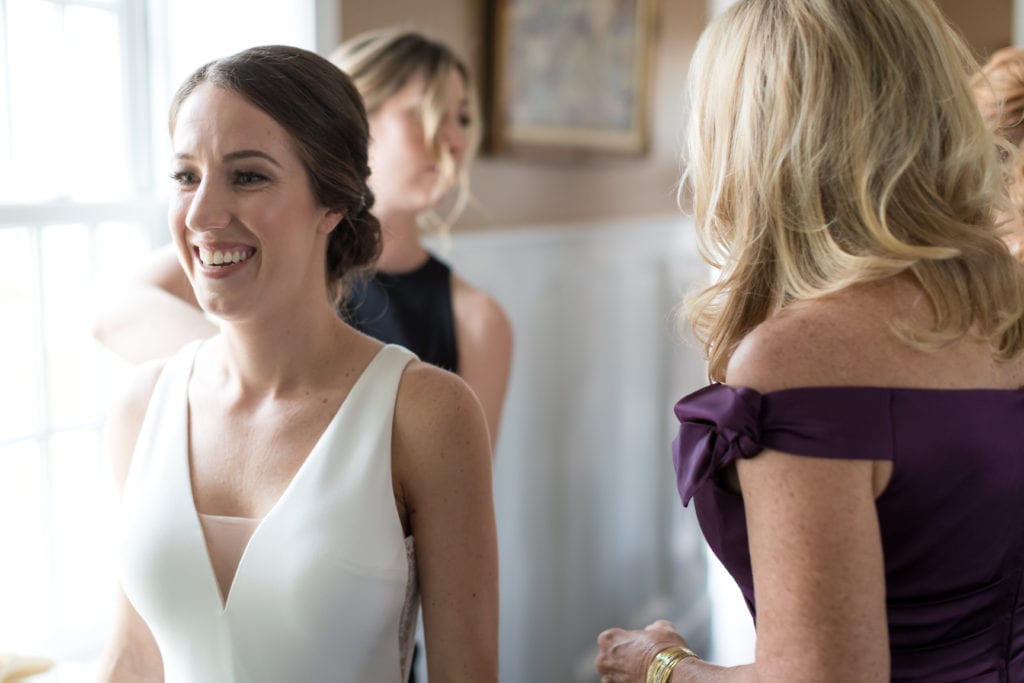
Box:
[0,0,165,666]
[0,0,165,447]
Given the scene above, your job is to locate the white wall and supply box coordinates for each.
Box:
[441,215,716,681]
[1017,0,1024,45]
[709,0,739,18]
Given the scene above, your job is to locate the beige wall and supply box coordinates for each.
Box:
[339,0,705,230]
[935,0,1012,60]
[338,0,1013,231]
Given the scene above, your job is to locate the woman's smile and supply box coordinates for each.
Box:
[192,243,258,278]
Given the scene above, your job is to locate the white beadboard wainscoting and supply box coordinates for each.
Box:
[441,214,754,682]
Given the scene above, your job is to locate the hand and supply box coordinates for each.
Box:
[595,619,692,682]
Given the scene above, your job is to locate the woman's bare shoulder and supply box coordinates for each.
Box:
[450,275,512,346]
[726,278,955,392]
[393,360,488,443]
[391,359,491,477]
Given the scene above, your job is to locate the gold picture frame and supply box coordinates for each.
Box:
[487,0,656,155]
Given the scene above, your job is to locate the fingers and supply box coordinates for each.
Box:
[646,619,676,632]
[594,622,693,680]
[593,639,615,675]
[594,628,628,677]
[597,627,625,647]
[593,649,630,680]
[643,619,694,655]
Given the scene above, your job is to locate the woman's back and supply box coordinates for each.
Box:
[725,275,1022,393]
[598,1,1024,680]
[674,276,1024,680]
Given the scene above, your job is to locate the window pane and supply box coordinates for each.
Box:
[95,221,152,284]
[0,7,11,194]
[63,5,130,201]
[0,439,49,653]
[5,0,64,202]
[4,0,128,202]
[163,0,317,90]
[95,222,152,405]
[49,428,115,659]
[41,224,101,430]
[0,227,41,441]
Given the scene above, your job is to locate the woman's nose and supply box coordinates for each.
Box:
[186,180,231,232]
[442,116,467,164]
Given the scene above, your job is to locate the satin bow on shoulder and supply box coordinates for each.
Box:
[672,384,765,505]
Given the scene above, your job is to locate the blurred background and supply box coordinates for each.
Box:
[0,0,1014,680]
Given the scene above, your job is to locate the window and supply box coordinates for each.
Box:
[0,0,324,668]
[0,0,158,663]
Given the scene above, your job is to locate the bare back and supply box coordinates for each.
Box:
[721,274,1024,500]
[728,274,1024,393]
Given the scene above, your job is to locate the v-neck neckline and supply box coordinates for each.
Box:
[181,341,391,613]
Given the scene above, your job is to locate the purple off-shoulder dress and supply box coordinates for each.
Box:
[673,384,1024,682]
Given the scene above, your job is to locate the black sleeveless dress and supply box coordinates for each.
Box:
[343,253,459,373]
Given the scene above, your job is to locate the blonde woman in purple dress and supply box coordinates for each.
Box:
[596,1,1024,681]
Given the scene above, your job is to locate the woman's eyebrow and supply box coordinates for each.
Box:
[223,150,283,167]
[172,149,283,168]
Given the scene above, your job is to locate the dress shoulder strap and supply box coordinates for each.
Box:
[672,383,897,505]
[121,340,202,505]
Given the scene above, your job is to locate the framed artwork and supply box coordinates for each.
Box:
[488,0,656,155]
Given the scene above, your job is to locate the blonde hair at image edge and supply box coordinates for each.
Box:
[330,29,481,240]
[974,46,1024,255]
[679,0,1024,382]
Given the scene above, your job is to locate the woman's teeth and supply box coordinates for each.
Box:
[199,248,252,266]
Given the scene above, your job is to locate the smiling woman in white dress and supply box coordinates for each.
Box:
[95,45,498,683]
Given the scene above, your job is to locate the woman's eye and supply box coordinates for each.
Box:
[458,113,472,128]
[234,171,268,186]
[170,170,198,186]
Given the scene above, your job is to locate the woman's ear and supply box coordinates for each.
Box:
[318,209,345,235]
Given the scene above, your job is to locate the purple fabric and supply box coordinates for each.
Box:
[673,384,1024,682]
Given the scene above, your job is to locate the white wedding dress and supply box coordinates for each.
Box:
[118,340,419,682]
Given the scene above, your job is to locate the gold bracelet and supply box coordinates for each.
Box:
[645,645,698,683]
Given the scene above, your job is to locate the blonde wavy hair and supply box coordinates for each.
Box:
[974,47,1024,254]
[330,29,481,238]
[682,0,1024,381]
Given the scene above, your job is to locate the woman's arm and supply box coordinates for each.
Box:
[95,590,164,683]
[93,244,216,363]
[451,276,513,454]
[596,452,888,682]
[731,450,888,682]
[95,361,167,682]
[597,309,892,682]
[393,363,499,682]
